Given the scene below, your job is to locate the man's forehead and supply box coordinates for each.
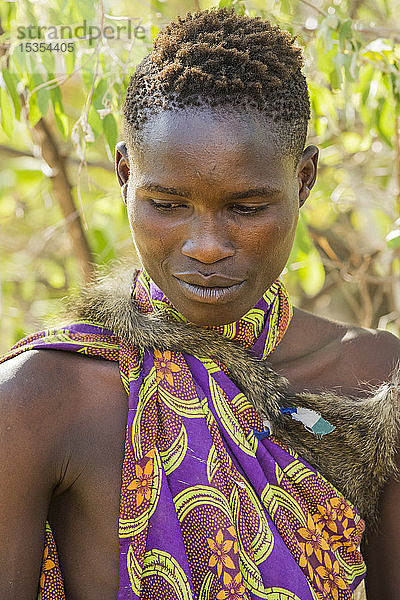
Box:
[130,106,295,182]
[136,105,281,153]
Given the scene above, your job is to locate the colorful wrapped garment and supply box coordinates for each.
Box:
[1,270,366,600]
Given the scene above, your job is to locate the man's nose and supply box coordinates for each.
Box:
[181,217,235,264]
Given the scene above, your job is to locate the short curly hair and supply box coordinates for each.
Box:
[123,7,310,163]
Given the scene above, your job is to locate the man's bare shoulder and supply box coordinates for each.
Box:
[0,349,126,487]
[270,307,399,395]
[0,348,123,411]
[301,308,399,382]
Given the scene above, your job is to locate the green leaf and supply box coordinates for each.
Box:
[53,101,68,139]
[88,104,102,137]
[309,82,338,121]
[389,71,400,110]
[0,87,14,138]
[89,227,116,261]
[74,1,95,21]
[342,54,353,82]
[359,65,374,106]
[280,0,293,15]
[3,0,16,30]
[30,73,50,117]
[93,78,109,110]
[28,93,41,126]
[64,45,75,74]
[41,260,66,288]
[2,70,21,120]
[10,44,30,78]
[298,249,326,296]
[151,25,160,41]
[376,97,394,147]
[339,19,352,51]
[81,65,97,92]
[329,65,342,90]
[49,82,64,113]
[41,49,55,74]
[102,113,118,151]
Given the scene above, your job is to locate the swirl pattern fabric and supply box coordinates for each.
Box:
[0,271,366,600]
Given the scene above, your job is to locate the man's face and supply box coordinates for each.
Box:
[119,106,317,326]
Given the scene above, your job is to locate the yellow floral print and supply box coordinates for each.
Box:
[216,572,246,600]
[329,497,354,523]
[39,546,55,589]
[154,349,181,386]
[316,553,347,600]
[297,513,330,562]
[128,459,153,507]
[313,503,337,533]
[226,525,238,554]
[207,528,235,578]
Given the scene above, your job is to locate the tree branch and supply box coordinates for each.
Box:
[31,118,95,281]
[395,115,400,214]
[350,0,365,20]
[0,143,114,171]
[297,0,327,17]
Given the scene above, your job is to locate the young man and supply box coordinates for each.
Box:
[1,7,399,600]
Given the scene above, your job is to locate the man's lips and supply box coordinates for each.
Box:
[173,272,244,287]
[172,272,246,305]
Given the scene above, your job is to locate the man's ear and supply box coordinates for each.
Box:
[298,145,319,207]
[115,141,130,204]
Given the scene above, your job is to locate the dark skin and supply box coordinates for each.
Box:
[0,105,399,599]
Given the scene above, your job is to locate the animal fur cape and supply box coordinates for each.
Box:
[67,268,400,527]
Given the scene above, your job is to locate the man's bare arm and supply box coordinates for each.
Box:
[0,350,70,599]
[363,468,400,599]
[354,329,400,599]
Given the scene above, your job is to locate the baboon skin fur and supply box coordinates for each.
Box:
[65,269,400,527]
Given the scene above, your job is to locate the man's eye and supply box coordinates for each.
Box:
[231,204,267,214]
[149,199,186,210]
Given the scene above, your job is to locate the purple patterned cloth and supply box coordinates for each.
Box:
[0,271,366,600]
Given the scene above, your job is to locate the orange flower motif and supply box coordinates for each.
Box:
[154,349,181,387]
[207,528,235,578]
[316,553,347,600]
[299,551,322,589]
[297,513,330,562]
[39,546,55,589]
[127,460,153,507]
[329,497,354,523]
[329,528,357,553]
[216,572,246,600]
[226,525,238,554]
[313,503,338,533]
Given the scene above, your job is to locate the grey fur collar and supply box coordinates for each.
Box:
[68,268,399,526]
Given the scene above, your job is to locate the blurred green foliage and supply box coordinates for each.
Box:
[0,0,400,352]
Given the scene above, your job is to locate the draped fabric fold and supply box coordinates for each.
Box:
[0,270,366,600]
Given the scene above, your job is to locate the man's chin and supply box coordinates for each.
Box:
[167,293,253,327]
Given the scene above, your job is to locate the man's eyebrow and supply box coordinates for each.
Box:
[138,183,189,198]
[227,187,282,200]
[137,184,282,199]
